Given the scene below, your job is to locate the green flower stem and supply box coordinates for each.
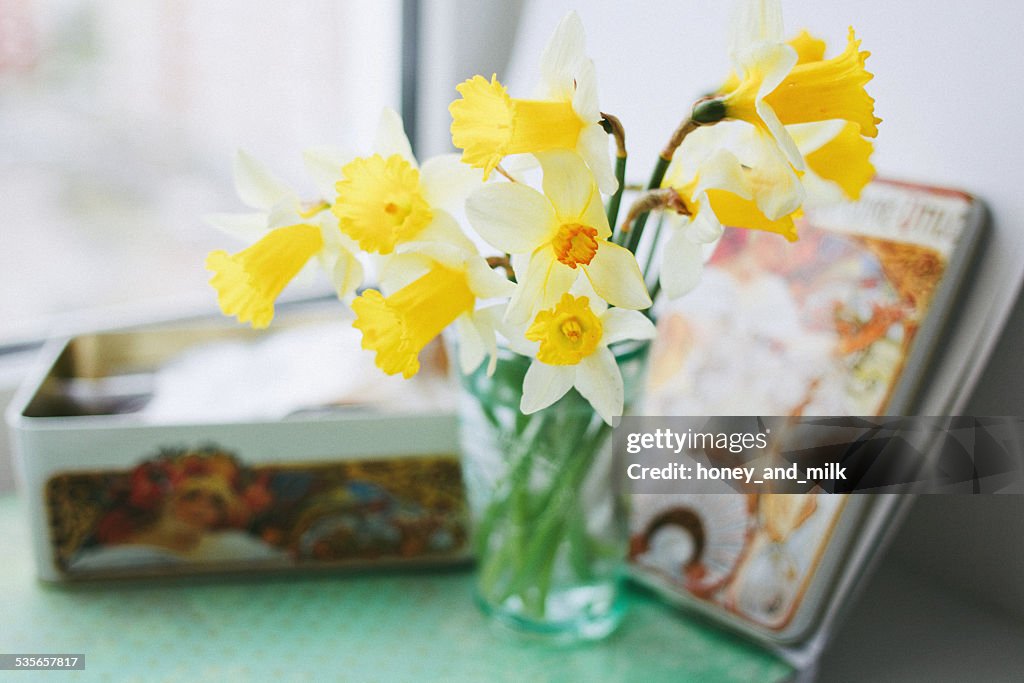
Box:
[607,154,627,236]
[642,212,667,282]
[568,504,595,582]
[476,415,547,599]
[647,278,663,305]
[622,155,670,253]
[500,422,611,613]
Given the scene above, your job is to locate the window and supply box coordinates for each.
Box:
[0,0,402,346]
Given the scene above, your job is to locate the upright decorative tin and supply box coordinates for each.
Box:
[631,180,987,663]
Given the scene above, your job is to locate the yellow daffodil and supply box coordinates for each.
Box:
[773,29,877,203]
[331,108,481,256]
[449,11,617,194]
[718,25,878,205]
[715,1,879,173]
[519,290,656,424]
[465,150,650,324]
[205,150,363,329]
[352,242,514,379]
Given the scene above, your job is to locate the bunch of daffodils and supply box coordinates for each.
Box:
[205,0,879,425]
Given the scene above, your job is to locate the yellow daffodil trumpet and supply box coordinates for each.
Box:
[352,264,475,379]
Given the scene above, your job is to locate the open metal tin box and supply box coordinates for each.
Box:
[7,307,468,582]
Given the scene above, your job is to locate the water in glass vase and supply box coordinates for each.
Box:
[459,343,649,643]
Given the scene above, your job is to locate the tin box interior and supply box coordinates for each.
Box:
[20,310,452,421]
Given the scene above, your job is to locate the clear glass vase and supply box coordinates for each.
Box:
[458,342,650,642]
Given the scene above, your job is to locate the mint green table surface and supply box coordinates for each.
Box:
[0,495,791,682]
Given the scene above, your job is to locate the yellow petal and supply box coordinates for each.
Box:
[205,223,324,329]
[765,28,881,137]
[805,122,876,200]
[706,189,800,241]
[333,154,433,254]
[351,264,475,378]
[789,30,826,65]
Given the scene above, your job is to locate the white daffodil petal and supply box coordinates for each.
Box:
[731,0,785,59]
[571,57,600,123]
[495,313,536,357]
[694,149,751,201]
[303,146,351,200]
[568,276,608,315]
[672,124,728,180]
[750,136,805,219]
[581,176,612,240]
[539,150,597,221]
[373,107,415,165]
[660,227,705,300]
[688,204,725,244]
[394,240,467,271]
[266,201,305,231]
[578,124,618,196]
[582,242,651,310]
[521,361,576,414]
[752,42,796,98]
[234,150,292,210]
[204,212,269,242]
[601,308,657,346]
[800,170,847,208]
[539,10,586,101]
[472,304,504,375]
[466,257,516,300]
[420,154,483,216]
[455,313,486,375]
[734,41,802,170]
[757,97,805,171]
[510,253,531,281]
[415,209,478,253]
[502,154,541,181]
[466,183,556,254]
[506,251,576,324]
[292,257,319,289]
[788,121,846,157]
[575,347,623,425]
[318,248,364,300]
[316,213,356,253]
[377,253,433,295]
